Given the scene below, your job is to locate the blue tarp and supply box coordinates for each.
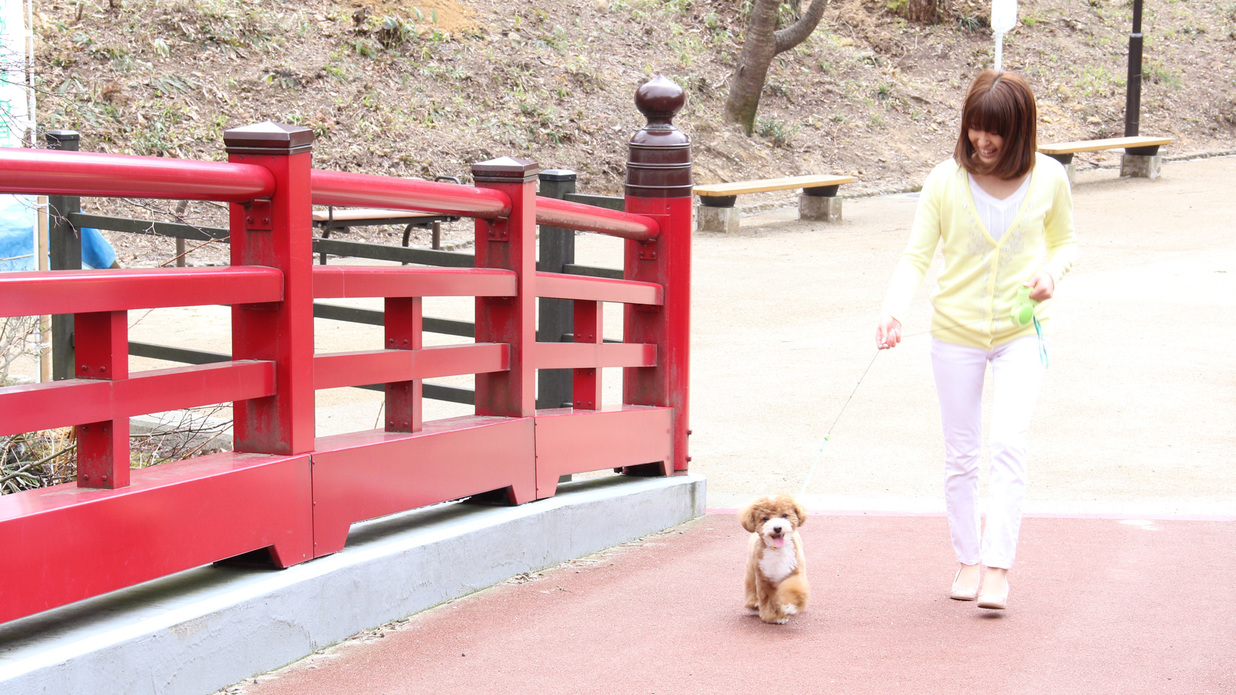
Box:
[0,195,117,270]
[0,194,36,271]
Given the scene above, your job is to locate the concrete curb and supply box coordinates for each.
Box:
[0,473,706,695]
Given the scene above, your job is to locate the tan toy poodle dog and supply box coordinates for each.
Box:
[740,494,810,624]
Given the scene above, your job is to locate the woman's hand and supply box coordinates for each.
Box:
[876,315,902,350]
[1026,272,1056,302]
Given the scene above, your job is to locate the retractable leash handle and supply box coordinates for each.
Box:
[1011,286,1051,367]
[1010,285,1039,327]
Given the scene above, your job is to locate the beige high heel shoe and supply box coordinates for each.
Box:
[950,564,982,601]
[977,568,1009,609]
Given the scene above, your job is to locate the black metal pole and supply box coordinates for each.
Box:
[45,130,82,381]
[536,169,577,410]
[1124,0,1143,136]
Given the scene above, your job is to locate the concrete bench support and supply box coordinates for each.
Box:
[694,175,854,233]
[799,185,843,222]
[696,200,740,234]
[1120,152,1164,180]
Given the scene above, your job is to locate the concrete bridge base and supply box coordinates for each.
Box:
[0,473,706,695]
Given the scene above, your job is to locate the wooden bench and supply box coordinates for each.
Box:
[312,207,460,264]
[694,174,855,233]
[1039,135,1172,183]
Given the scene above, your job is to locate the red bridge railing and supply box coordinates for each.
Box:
[0,77,692,625]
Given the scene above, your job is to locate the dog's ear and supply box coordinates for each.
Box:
[794,499,808,527]
[739,502,760,533]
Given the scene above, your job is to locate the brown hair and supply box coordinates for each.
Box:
[953,70,1038,179]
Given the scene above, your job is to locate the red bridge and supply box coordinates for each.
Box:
[0,77,693,626]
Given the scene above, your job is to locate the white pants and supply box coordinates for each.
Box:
[931,336,1045,570]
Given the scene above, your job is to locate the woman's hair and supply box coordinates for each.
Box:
[953,70,1038,179]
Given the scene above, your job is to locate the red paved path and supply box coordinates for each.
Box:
[227,512,1236,695]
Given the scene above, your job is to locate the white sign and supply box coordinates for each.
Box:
[992,0,1017,70]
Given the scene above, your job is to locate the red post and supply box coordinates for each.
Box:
[471,157,539,418]
[572,300,602,410]
[385,297,423,432]
[623,76,694,472]
[224,123,316,455]
[74,310,130,488]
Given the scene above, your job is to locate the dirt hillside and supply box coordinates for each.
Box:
[32,0,1236,262]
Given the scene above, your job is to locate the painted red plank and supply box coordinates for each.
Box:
[534,342,656,370]
[313,344,509,391]
[535,271,662,305]
[0,267,283,317]
[0,147,275,201]
[310,416,536,556]
[0,452,313,624]
[312,266,517,299]
[0,361,276,437]
[533,406,673,498]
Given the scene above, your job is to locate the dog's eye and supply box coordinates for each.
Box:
[762,515,770,522]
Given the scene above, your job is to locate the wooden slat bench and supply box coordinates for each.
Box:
[1039,135,1172,183]
[694,174,855,233]
[312,207,460,264]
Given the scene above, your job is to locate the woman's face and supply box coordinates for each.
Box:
[967,129,1004,168]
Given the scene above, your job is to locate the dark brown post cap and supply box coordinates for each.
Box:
[472,156,540,183]
[224,122,314,155]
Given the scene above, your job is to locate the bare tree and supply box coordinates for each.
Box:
[724,0,831,136]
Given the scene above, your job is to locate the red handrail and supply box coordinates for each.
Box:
[311,169,510,219]
[310,169,660,241]
[535,196,659,241]
[0,148,275,201]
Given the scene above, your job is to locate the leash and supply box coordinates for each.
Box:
[797,314,1049,494]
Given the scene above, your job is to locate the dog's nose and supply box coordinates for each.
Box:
[771,523,784,534]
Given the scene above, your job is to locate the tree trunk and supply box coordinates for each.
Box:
[906,0,942,23]
[724,0,830,135]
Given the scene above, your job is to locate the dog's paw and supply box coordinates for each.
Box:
[781,604,799,616]
[770,616,789,625]
[744,601,758,611]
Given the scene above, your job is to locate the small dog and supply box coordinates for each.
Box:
[740,494,810,624]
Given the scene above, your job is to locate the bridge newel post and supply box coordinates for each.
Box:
[472,156,540,420]
[623,75,694,473]
[223,123,316,455]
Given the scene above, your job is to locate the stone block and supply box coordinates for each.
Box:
[696,204,739,234]
[1121,153,1163,179]
[800,194,843,222]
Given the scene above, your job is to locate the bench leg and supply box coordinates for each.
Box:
[1120,153,1163,180]
[799,194,843,222]
[696,204,739,234]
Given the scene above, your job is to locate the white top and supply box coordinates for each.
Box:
[968,174,1031,242]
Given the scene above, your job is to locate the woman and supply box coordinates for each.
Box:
[876,70,1077,610]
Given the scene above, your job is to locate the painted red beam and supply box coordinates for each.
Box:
[0,361,275,437]
[535,271,663,305]
[535,196,660,241]
[535,342,657,370]
[0,148,275,201]
[310,416,536,555]
[0,267,283,317]
[533,406,673,498]
[0,451,313,624]
[312,266,516,299]
[311,169,510,219]
[313,343,509,391]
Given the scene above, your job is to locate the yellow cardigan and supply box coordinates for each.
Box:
[882,153,1078,349]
